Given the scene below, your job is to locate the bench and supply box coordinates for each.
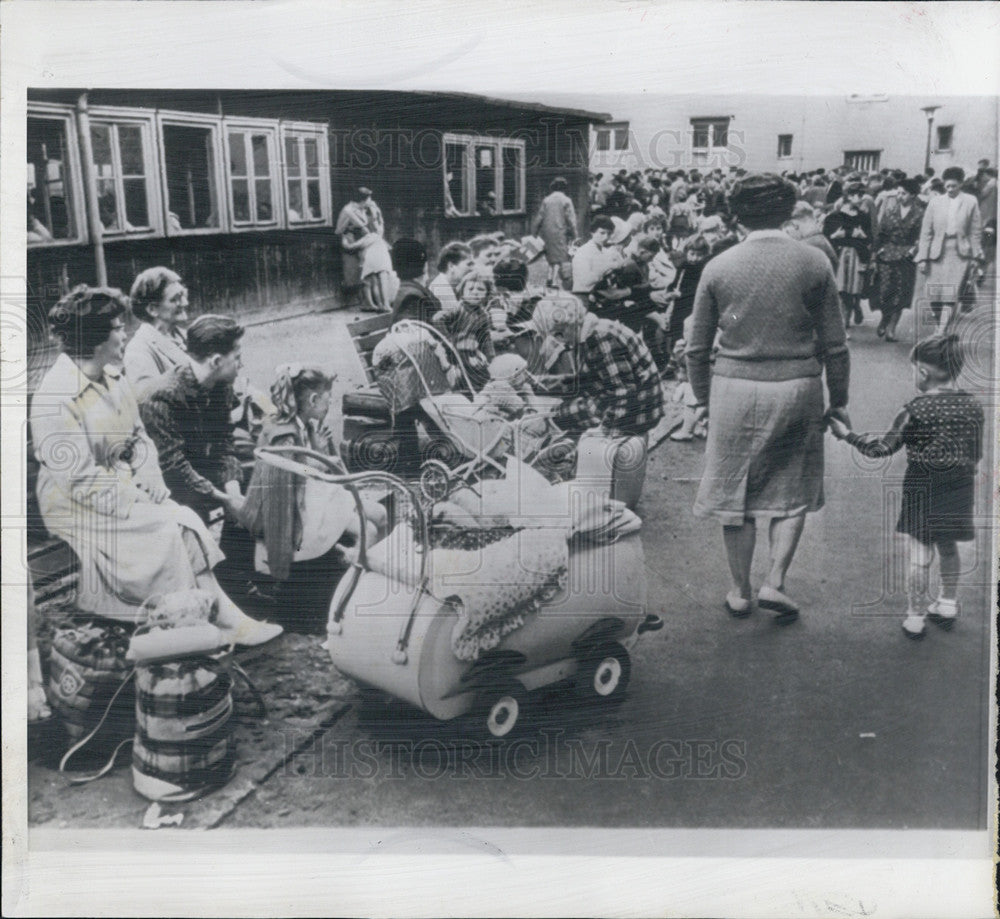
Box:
[341,312,393,420]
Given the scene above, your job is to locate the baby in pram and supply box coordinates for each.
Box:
[474,354,567,467]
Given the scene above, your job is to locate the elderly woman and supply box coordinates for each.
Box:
[915,166,984,335]
[123,266,190,401]
[686,174,850,622]
[531,292,664,438]
[874,177,925,341]
[783,201,838,273]
[30,285,280,645]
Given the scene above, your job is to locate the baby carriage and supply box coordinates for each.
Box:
[380,320,574,503]
[253,446,663,738]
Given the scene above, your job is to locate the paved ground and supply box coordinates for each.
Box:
[27,269,996,830]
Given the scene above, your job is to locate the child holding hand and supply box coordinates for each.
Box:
[828,335,983,638]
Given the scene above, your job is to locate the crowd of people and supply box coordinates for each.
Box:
[26,155,993,729]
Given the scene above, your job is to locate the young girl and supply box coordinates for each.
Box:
[828,335,983,638]
[242,365,386,629]
[432,269,496,391]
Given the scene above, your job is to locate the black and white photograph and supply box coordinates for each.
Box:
[3,2,998,916]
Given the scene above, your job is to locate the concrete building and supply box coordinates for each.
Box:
[575,94,997,177]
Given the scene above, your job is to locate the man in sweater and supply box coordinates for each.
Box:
[686,173,850,623]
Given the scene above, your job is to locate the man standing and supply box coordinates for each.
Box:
[141,316,281,636]
[532,177,578,289]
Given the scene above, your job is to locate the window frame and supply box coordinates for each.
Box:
[87,105,163,240]
[690,117,732,166]
[26,102,88,248]
[279,121,332,227]
[843,149,882,173]
[156,111,228,238]
[441,132,527,218]
[935,124,954,152]
[777,134,793,159]
[223,117,283,232]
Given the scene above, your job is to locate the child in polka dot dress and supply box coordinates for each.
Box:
[828,335,983,639]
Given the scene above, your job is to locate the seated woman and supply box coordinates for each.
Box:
[432,269,496,391]
[123,266,190,402]
[30,285,280,646]
[241,366,387,630]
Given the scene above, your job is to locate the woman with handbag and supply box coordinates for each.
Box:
[874,178,925,342]
[30,285,281,646]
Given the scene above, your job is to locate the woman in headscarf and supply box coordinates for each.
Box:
[686,174,850,622]
[530,292,664,438]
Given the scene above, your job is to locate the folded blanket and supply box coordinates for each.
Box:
[365,524,568,661]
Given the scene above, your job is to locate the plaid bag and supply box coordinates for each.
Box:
[50,617,137,781]
[132,653,264,802]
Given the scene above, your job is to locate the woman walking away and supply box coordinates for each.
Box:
[874,178,924,342]
[823,182,872,335]
[686,174,850,623]
[829,335,982,639]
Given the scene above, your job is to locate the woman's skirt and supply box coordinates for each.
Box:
[876,259,917,317]
[921,238,971,307]
[835,246,865,296]
[693,375,825,526]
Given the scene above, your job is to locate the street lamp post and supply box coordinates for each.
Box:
[921,105,941,175]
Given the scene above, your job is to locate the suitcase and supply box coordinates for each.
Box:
[573,431,649,510]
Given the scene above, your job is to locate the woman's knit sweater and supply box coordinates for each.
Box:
[686,231,849,408]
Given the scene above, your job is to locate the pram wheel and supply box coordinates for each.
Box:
[576,642,631,703]
[474,679,527,739]
[419,459,453,503]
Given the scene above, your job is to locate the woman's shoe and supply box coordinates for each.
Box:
[757,585,799,624]
[852,306,864,325]
[216,601,284,647]
[884,333,897,342]
[725,591,751,618]
[876,321,887,337]
[902,613,927,639]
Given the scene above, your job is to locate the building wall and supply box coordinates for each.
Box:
[584,94,998,176]
[26,90,595,345]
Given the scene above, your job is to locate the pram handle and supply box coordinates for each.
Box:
[253,447,431,650]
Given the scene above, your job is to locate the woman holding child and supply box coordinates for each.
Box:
[686,174,850,623]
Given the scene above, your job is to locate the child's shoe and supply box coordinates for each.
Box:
[902,612,927,640]
[926,597,959,631]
